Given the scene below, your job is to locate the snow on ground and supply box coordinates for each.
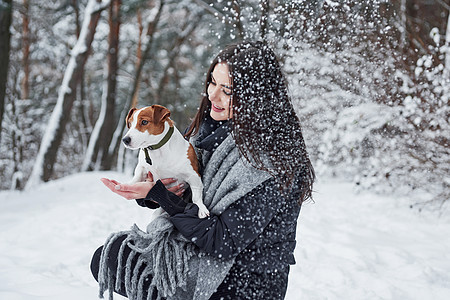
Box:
[0,171,449,300]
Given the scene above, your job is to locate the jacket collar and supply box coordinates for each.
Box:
[195,116,232,152]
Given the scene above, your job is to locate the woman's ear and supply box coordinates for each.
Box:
[126,107,137,128]
[152,105,171,124]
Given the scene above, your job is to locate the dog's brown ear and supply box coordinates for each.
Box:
[126,107,137,128]
[152,105,171,124]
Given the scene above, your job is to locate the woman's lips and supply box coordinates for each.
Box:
[212,104,225,112]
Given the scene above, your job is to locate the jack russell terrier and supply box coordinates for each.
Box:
[122,105,209,219]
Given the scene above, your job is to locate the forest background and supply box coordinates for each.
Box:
[0,0,448,209]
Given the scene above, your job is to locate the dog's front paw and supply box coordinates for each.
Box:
[196,203,210,219]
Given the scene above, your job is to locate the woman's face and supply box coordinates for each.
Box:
[207,63,233,121]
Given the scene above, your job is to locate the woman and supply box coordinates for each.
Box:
[91,41,315,300]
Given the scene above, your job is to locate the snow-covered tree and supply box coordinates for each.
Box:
[0,0,12,139]
[26,0,110,188]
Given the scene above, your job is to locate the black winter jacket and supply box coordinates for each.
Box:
[137,116,302,274]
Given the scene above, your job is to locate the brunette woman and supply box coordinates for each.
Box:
[92,41,315,300]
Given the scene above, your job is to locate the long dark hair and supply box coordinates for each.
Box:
[186,41,315,204]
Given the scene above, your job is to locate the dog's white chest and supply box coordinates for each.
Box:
[138,134,195,178]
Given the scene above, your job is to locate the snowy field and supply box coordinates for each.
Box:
[0,171,449,300]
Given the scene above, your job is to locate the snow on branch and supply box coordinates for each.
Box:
[26,0,108,189]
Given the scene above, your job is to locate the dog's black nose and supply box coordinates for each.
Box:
[122,136,131,146]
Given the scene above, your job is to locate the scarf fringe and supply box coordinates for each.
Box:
[97,222,197,300]
[98,230,131,299]
[125,248,138,296]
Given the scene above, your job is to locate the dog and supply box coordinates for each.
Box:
[122,105,209,219]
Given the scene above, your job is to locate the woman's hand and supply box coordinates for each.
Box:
[100,177,155,200]
[100,172,186,200]
[162,178,186,198]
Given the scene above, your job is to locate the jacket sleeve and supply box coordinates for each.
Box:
[135,198,160,209]
[136,180,192,213]
[169,179,279,259]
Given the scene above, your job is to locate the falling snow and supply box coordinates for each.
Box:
[1,0,449,298]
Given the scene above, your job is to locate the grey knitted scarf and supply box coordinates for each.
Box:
[97,134,271,300]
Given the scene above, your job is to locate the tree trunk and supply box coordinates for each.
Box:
[83,0,121,171]
[108,0,165,169]
[232,0,244,39]
[0,0,12,142]
[131,8,143,109]
[72,0,90,149]
[10,98,24,189]
[21,0,30,100]
[26,0,108,188]
[259,0,269,41]
[400,0,407,50]
[445,9,450,75]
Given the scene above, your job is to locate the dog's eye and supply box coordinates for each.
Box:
[141,120,149,125]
